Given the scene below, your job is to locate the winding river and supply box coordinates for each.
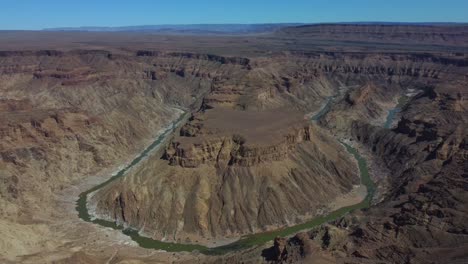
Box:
[384,96,408,129]
[76,100,381,255]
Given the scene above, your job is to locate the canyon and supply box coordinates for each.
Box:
[0,24,467,263]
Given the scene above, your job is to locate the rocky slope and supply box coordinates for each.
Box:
[0,50,247,259]
[261,56,468,264]
[336,83,468,263]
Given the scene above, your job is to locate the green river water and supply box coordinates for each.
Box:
[76,104,378,255]
[384,96,409,129]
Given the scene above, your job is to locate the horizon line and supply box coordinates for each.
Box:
[1,21,467,31]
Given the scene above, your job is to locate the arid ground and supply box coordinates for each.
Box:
[0,24,467,263]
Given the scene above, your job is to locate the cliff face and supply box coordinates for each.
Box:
[165,134,314,168]
[0,50,247,259]
[315,52,467,134]
[165,116,312,168]
[329,87,467,264]
[0,50,220,210]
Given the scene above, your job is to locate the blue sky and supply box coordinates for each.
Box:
[1,0,467,30]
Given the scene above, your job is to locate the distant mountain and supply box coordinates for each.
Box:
[329,22,468,26]
[43,24,304,35]
[43,22,468,35]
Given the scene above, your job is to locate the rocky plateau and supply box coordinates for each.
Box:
[0,24,467,264]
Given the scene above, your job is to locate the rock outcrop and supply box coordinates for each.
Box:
[261,232,336,264]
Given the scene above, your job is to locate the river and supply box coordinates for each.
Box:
[384,96,409,129]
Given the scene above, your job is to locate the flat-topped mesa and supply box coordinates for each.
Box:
[164,122,312,168]
[90,107,360,242]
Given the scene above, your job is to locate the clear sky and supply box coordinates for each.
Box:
[1,0,467,30]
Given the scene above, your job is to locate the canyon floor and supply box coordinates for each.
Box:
[0,24,467,264]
